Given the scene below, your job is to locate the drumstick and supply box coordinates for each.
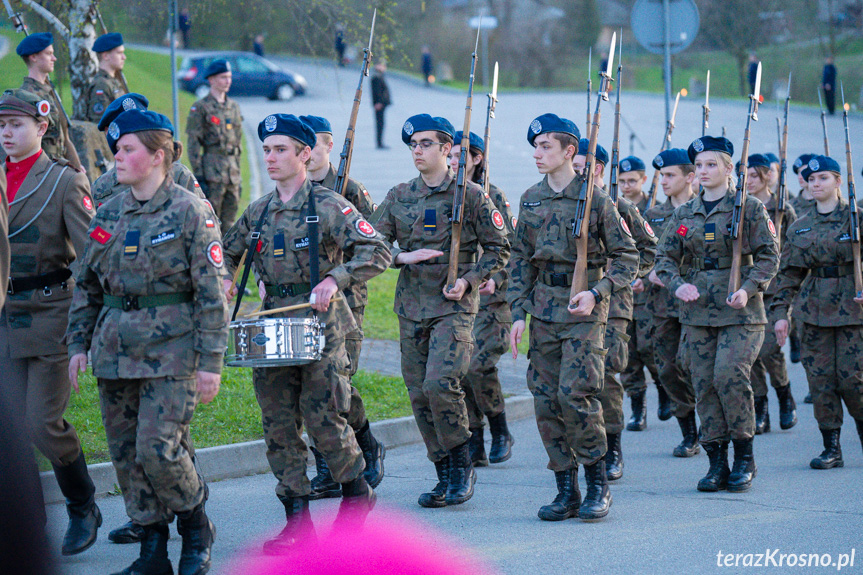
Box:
[244,294,343,318]
[228,250,247,296]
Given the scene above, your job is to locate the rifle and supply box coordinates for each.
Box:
[446,22,482,291]
[702,70,710,137]
[646,90,681,209]
[477,61,499,194]
[333,9,375,199]
[586,47,592,138]
[728,61,762,297]
[569,32,616,306]
[841,83,863,298]
[818,89,831,156]
[774,72,791,249]
[89,1,130,93]
[608,48,622,205]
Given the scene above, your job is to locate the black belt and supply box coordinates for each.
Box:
[264,282,312,297]
[690,255,753,271]
[7,268,72,295]
[205,148,240,157]
[811,264,854,278]
[103,292,193,311]
[538,267,604,287]
[415,251,477,265]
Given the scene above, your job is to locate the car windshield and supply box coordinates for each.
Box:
[236,56,270,74]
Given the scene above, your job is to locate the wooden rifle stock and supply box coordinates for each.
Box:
[774,74,791,249]
[841,84,863,298]
[608,62,622,205]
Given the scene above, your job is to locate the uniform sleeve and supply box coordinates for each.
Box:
[654,210,687,295]
[87,81,113,123]
[186,104,205,176]
[462,186,509,292]
[345,179,376,219]
[0,171,8,309]
[769,239,808,324]
[321,195,392,289]
[594,196,638,299]
[626,203,658,279]
[368,189,403,266]
[62,170,96,276]
[741,200,780,297]
[221,203,255,278]
[172,163,204,197]
[506,208,538,324]
[66,220,104,357]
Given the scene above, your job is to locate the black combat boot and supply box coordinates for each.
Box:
[626,390,647,431]
[488,411,514,463]
[656,383,673,421]
[445,441,477,505]
[804,391,813,404]
[857,420,863,453]
[604,432,624,481]
[333,474,377,531]
[789,334,801,363]
[537,469,580,521]
[468,427,489,467]
[673,412,701,458]
[697,440,730,492]
[727,438,757,492]
[111,523,172,575]
[810,428,843,469]
[53,451,102,556]
[176,502,215,575]
[579,461,612,520]
[775,385,798,430]
[356,421,386,488]
[418,457,450,508]
[754,396,771,435]
[109,521,145,544]
[307,446,341,500]
[263,496,316,556]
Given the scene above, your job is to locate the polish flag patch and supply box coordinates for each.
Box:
[90,226,112,244]
[341,205,353,215]
[676,224,689,238]
[205,219,216,228]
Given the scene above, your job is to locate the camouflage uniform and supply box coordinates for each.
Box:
[770,197,863,430]
[66,177,228,525]
[68,120,114,183]
[92,162,204,208]
[222,180,391,498]
[19,77,80,167]
[788,192,815,217]
[186,93,243,232]
[369,169,509,462]
[654,189,780,443]
[1,169,7,308]
[77,69,126,123]
[1,153,93,467]
[507,176,638,468]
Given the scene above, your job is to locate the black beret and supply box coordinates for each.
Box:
[792,153,816,175]
[801,155,841,181]
[16,32,53,57]
[527,113,580,146]
[93,32,123,53]
[258,113,316,148]
[687,136,734,163]
[577,138,609,166]
[98,93,150,131]
[619,156,645,173]
[298,115,332,135]
[204,59,231,79]
[106,109,174,154]
[0,89,52,119]
[454,130,484,153]
[401,114,455,145]
[652,148,691,170]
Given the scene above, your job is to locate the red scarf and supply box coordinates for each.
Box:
[5,149,42,203]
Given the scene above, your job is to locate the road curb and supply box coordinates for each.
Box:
[39,394,535,504]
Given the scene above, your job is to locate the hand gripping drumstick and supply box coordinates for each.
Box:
[243,294,343,319]
[228,250,247,297]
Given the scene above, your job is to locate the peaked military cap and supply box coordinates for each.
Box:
[801,155,841,181]
[652,148,691,170]
[258,113,316,148]
[93,32,123,53]
[98,93,150,131]
[107,109,174,154]
[298,115,332,135]
[577,138,609,166]
[687,136,733,163]
[16,32,53,57]
[619,155,645,173]
[0,89,51,119]
[454,130,484,153]
[204,59,231,79]
[526,113,580,146]
[401,114,455,145]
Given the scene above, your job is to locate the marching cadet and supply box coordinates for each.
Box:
[77,33,127,123]
[617,156,672,429]
[0,89,100,557]
[369,114,509,508]
[789,153,816,215]
[67,110,227,575]
[222,114,390,554]
[765,152,780,194]
[744,153,798,433]
[299,114,385,499]
[187,59,243,232]
[572,138,608,186]
[772,156,863,468]
[447,130,516,467]
[654,136,779,493]
[509,114,637,521]
[644,149,700,457]
[15,32,82,169]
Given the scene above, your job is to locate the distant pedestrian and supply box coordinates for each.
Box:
[421,46,434,85]
[748,53,758,95]
[335,24,346,67]
[179,8,191,49]
[371,61,391,149]
[822,56,837,115]
[253,34,265,57]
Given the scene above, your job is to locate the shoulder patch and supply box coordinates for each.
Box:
[620,216,632,237]
[491,209,505,230]
[767,219,777,237]
[207,241,224,268]
[90,226,112,244]
[643,220,655,238]
[355,219,376,238]
[341,205,353,215]
[93,102,104,113]
[82,196,93,212]
[511,216,518,228]
[676,224,688,237]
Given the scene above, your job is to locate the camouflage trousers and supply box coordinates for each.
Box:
[463,307,510,429]
[343,306,368,431]
[527,318,608,469]
[399,313,474,462]
[254,337,364,499]
[751,297,790,397]
[653,316,695,418]
[599,318,629,435]
[620,314,659,396]
[680,324,763,443]
[204,180,240,234]
[799,323,863,430]
[98,376,205,525]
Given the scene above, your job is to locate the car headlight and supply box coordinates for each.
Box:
[292,73,308,88]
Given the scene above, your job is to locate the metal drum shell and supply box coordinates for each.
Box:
[226,317,324,367]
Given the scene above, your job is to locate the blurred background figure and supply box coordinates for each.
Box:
[371,61,391,149]
[253,34,265,57]
[822,56,837,115]
[421,46,434,86]
[179,8,191,49]
[335,24,347,67]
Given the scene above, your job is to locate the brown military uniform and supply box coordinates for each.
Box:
[186,94,243,232]
[507,176,638,468]
[370,169,509,462]
[78,69,126,123]
[66,177,228,525]
[19,77,80,168]
[1,170,7,308]
[222,180,391,498]
[654,189,779,443]
[1,152,93,466]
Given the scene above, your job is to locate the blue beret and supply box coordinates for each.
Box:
[401,114,455,145]
[98,93,149,131]
[258,113,316,148]
[16,32,53,57]
[577,138,609,166]
[527,113,580,146]
[106,110,174,154]
[801,155,841,181]
[792,153,816,174]
[454,131,484,153]
[687,136,734,163]
[93,32,123,53]
[619,156,645,173]
[747,154,771,169]
[764,152,779,165]
[298,115,332,135]
[204,59,231,79]
[652,148,691,170]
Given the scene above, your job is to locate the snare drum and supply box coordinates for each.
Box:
[226,317,325,367]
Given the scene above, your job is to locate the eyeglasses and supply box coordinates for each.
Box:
[407,140,445,151]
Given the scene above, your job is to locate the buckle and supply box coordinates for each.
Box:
[549,273,567,287]
[278,284,290,298]
[703,258,718,271]
[305,216,319,223]
[122,295,139,311]
[250,231,261,240]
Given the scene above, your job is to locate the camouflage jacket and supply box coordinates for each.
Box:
[3,153,94,358]
[370,169,509,321]
[66,177,228,377]
[479,181,515,317]
[92,162,204,207]
[506,174,638,325]
[20,76,75,164]
[608,196,657,321]
[186,94,243,185]
[78,69,126,123]
[223,179,391,341]
[654,188,780,327]
[788,191,815,217]
[770,197,863,327]
[0,170,7,310]
[644,197,684,319]
[762,194,798,297]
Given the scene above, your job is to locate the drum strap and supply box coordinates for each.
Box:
[307,188,320,289]
[231,198,272,321]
